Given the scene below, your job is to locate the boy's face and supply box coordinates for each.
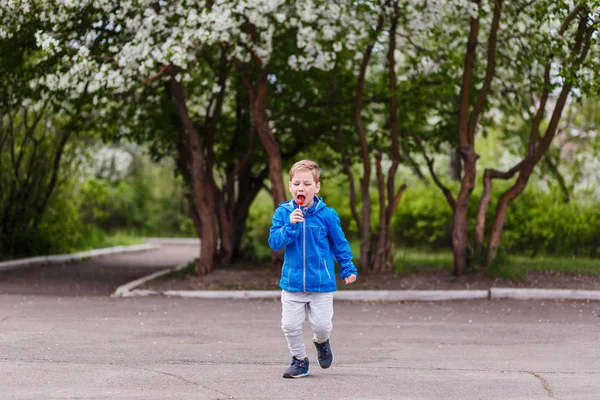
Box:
[289,169,320,208]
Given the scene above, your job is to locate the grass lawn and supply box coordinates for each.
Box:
[349,239,600,279]
[73,230,146,252]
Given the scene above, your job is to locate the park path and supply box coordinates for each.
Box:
[0,244,197,296]
[1,295,599,399]
[1,245,599,399]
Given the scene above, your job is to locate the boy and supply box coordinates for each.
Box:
[268,160,358,378]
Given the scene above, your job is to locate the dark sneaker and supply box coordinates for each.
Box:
[313,339,333,369]
[283,356,310,378]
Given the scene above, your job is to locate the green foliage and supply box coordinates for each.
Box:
[486,248,600,281]
[390,245,599,280]
[502,185,600,258]
[0,110,82,259]
[74,227,144,252]
[391,183,455,247]
[485,248,528,281]
[77,152,194,238]
[240,190,274,261]
[240,171,600,265]
[392,248,454,275]
[317,171,356,234]
[1,180,84,260]
[509,254,600,275]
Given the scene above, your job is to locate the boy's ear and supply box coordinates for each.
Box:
[315,182,321,193]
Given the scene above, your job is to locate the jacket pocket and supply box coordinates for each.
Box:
[324,260,333,281]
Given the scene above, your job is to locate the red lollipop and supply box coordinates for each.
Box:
[297,198,304,205]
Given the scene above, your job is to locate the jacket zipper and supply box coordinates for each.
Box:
[303,209,306,292]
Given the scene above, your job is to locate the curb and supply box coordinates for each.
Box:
[8,240,598,303]
[0,243,159,273]
[145,237,201,245]
[490,287,600,301]
[116,288,488,301]
[112,263,600,302]
[112,260,192,298]
[334,290,489,301]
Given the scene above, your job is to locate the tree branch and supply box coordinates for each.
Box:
[559,4,587,35]
[458,0,481,147]
[141,63,175,88]
[411,134,456,211]
[467,0,503,141]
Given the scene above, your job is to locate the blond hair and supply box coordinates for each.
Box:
[289,160,321,183]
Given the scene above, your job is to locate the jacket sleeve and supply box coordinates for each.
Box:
[268,207,300,251]
[326,209,358,279]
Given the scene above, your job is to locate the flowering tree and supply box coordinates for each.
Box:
[403,0,600,273]
[475,2,600,265]
[16,0,362,273]
[0,2,91,257]
[332,0,479,273]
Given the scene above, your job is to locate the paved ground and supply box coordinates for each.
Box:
[0,245,198,296]
[1,246,599,399]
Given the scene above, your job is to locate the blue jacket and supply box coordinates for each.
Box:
[268,196,358,292]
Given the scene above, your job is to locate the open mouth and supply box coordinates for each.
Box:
[297,195,306,205]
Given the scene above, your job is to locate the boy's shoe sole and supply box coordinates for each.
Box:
[283,369,310,379]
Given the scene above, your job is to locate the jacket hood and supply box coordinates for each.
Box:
[279,195,326,215]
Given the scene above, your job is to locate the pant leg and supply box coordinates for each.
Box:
[306,292,334,343]
[281,290,308,358]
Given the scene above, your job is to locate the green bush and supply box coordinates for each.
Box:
[10,181,84,257]
[241,190,274,261]
[76,155,194,238]
[503,186,600,257]
[391,183,455,248]
[239,176,600,261]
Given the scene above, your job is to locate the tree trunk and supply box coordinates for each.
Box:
[452,5,481,276]
[205,50,232,265]
[450,148,462,181]
[353,12,385,273]
[486,165,532,263]
[452,0,502,275]
[452,145,477,275]
[373,154,387,272]
[474,161,526,263]
[215,200,234,265]
[250,70,285,207]
[233,60,286,267]
[169,72,217,275]
[544,156,570,203]
[483,5,590,265]
[251,70,286,269]
[333,70,362,240]
[474,169,492,258]
[380,0,407,273]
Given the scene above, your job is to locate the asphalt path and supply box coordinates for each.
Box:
[0,245,599,399]
[0,245,198,296]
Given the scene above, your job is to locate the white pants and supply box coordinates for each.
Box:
[281,290,334,359]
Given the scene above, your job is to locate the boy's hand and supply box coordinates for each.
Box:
[344,274,357,285]
[290,209,305,224]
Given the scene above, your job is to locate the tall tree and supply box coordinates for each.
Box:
[475,3,600,265]
[0,2,90,258]
[23,0,359,273]
[401,0,521,275]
